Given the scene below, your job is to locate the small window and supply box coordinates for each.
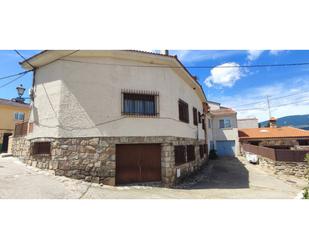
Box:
[208,119,211,128]
[202,118,205,130]
[187,145,195,162]
[175,145,186,165]
[122,90,159,116]
[193,107,198,126]
[14,112,25,121]
[178,99,189,123]
[219,119,231,128]
[32,142,51,155]
[199,145,204,158]
[198,111,201,123]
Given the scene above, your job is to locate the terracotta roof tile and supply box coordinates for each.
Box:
[238,126,309,140]
[210,108,236,116]
[0,98,30,108]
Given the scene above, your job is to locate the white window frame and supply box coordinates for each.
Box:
[219,118,232,129]
[14,112,25,121]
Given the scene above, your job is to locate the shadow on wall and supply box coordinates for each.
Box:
[190,157,249,189]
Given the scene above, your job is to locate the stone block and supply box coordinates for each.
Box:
[101,177,115,186]
[85,145,96,153]
[92,177,100,183]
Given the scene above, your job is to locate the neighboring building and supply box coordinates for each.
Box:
[238,126,309,148]
[206,101,239,156]
[237,118,258,129]
[0,98,30,153]
[11,50,209,186]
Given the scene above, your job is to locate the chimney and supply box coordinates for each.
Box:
[269,117,277,128]
[160,50,169,55]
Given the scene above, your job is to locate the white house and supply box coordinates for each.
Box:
[11,50,209,186]
[237,118,258,128]
[206,100,239,156]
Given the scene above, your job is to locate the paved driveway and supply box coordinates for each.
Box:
[0,156,305,199]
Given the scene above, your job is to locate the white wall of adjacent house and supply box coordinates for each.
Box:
[237,118,258,128]
[27,56,205,140]
[208,114,239,155]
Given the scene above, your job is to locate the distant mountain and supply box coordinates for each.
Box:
[259,114,309,130]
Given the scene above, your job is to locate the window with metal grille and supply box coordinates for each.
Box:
[122,90,159,116]
[174,145,186,165]
[199,145,204,158]
[32,142,51,155]
[193,107,198,126]
[187,145,195,162]
[178,99,189,123]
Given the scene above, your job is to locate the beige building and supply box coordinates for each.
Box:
[12,50,209,186]
[0,98,30,153]
[206,101,239,156]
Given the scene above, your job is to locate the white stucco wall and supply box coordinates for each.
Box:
[28,56,206,140]
[237,118,258,128]
[208,114,239,155]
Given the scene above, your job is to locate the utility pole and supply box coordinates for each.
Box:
[266,95,272,119]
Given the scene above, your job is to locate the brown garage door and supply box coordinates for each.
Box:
[116,144,161,185]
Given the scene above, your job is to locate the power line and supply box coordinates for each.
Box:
[60,58,309,69]
[0,70,32,81]
[232,89,309,109]
[236,98,309,112]
[14,50,35,69]
[0,71,30,89]
[270,98,309,108]
[266,95,272,119]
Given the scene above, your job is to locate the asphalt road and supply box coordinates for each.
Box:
[0,156,305,199]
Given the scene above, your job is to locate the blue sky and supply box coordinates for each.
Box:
[1,50,309,122]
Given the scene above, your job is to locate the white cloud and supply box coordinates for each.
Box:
[269,50,285,55]
[247,50,264,61]
[212,77,309,122]
[204,62,243,88]
[170,50,246,64]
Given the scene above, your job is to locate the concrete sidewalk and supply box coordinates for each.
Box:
[0,156,305,199]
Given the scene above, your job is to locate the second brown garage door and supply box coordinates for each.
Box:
[116,144,161,185]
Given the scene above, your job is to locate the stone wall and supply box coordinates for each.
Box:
[258,156,309,179]
[259,139,299,147]
[11,136,208,187]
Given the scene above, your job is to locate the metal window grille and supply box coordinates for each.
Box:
[32,142,51,155]
[14,122,28,137]
[121,89,159,116]
[187,145,195,162]
[174,145,186,165]
[178,99,189,123]
[199,145,204,158]
[193,107,198,126]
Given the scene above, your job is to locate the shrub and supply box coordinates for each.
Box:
[209,149,218,160]
[304,188,309,199]
[303,153,309,199]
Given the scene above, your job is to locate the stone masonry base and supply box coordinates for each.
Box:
[11,136,208,187]
[258,156,309,180]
